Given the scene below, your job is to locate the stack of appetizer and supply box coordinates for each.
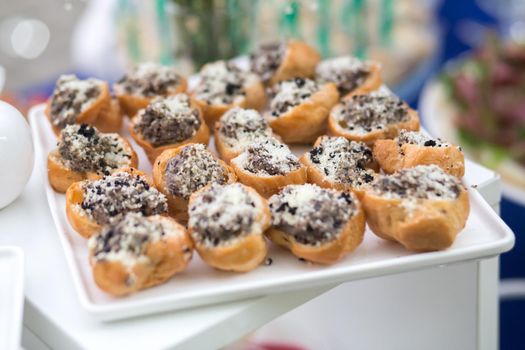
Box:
[45,40,468,296]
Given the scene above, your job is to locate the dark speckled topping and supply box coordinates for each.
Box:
[237,138,301,176]
[164,144,229,199]
[80,171,167,225]
[217,108,273,151]
[250,41,286,83]
[114,62,183,97]
[188,183,261,247]
[307,136,375,187]
[334,92,409,135]
[90,213,165,260]
[269,78,319,116]
[370,165,463,200]
[396,130,450,148]
[316,56,372,95]
[58,124,132,175]
[269,184,357,246]
[194,61,253,105]
[49,75,102,129]
[134,94,201,147]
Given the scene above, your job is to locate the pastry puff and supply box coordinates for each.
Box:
[88,213,193,296]
[152,144,237,224]
[213,107,275,163]
[66,168,167,238]
[48,124,138,193]
[45,75,111,136]
[251,40,321,86]
[341,62,382,98]
[188,183,270,272]
[114,62,187,117]
[116,82,187,118]
[299,135,378,198]
[362,165,470,252]
[373,130,465,178]
[129,95,210,164]
[328,92,420,146]
[316,56,382,99]
[192,61,266,128]
[230,138,307,198]
[92,98,124,133]
[267,184,365,264]
[267,79,339,144]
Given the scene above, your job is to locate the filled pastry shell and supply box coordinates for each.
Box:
[214,107,275,163]
[88,213,193,296]
[230,138,307,197]
[300,135,378,198]
[45,74,110,135]
[192,60,266,128]
[113,62,187,117]
[47,124,138,193]
[250,40,321,86]
[373,130,465,178]
[129,94,210,164]
[328,91,419,145]
[267,184,365,264]
[188,183,270,272]
[66,168,168,238]
[362,165,470,251]
[316,55,382,98]
[152,143,236,224]
[266,78,339,144]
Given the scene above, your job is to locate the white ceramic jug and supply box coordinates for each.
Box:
[0,101,34,209]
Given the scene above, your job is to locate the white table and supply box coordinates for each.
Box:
[0,160,503,350]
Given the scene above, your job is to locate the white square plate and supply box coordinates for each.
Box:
[0,246,24,350]
[29,104,514,321]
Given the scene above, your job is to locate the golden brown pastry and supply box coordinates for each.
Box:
[129,94,210,163]
[88,213,193,296]
[316,55,382,98]
[300,135,377,197]
[214,107,275,163]
[230,138,307,197]
[48,124,138,193]
[192,60,266,128]
[266,78,339,144]
[267,184,365,264]
[152,143,236,223]
[66,168,168,238]
[113,62,187,117]
[373,130,465,178]
[93,98,123,133]
[328,91,420,145]
[250,40,321,86]
[188,183,270,272]
[362,165,470,252]
[45,75,110,135]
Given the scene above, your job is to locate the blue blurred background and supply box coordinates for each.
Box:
[437,2,524,349]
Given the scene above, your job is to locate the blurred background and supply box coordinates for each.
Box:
[1,0,524,348]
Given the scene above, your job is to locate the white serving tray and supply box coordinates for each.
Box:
[0,246,24,350]
[29,104,515,321]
